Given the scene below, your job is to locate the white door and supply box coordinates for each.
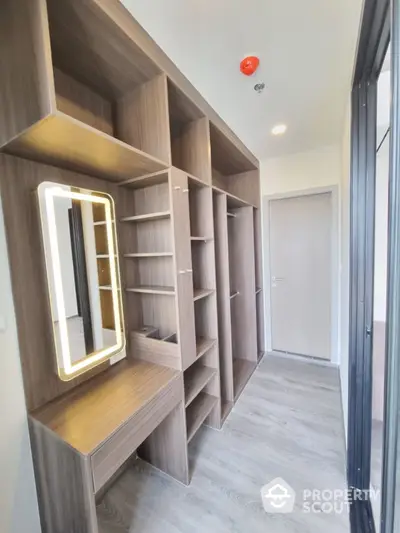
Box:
[269,192,332,360]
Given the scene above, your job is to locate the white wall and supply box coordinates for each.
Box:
[261,144,341,196]
[0,197,41,533]
[260,144,342,364]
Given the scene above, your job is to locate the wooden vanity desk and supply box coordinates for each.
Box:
[29,360,189,533]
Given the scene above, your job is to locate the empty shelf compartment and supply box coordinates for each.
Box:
[196,337,217,359]
[184,363,217,407]
[233,359,257,401]
[186,392,218,443]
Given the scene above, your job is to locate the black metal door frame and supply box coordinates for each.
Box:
[348,0,390,531]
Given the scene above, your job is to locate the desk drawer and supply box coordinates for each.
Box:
[91,376,182,493]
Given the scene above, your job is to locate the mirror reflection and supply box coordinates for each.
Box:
[37,182,125,381]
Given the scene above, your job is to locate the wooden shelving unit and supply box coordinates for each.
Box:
[0,0,264,528]
[186,392,218,443]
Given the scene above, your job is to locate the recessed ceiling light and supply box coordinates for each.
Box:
[272,124,287,136]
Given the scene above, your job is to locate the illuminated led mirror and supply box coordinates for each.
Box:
[37,182,125,381]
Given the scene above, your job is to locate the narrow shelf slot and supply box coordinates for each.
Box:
[120,211,170,223]
[196,337,217,359]
[184,365,217,407]
[221,401,234,424]
[124,252,173,258]
[186,392,218,443]
[230,291,239,300]
[190,236,214,242]
[193,288,215,302]
[126,285,175,296]
[233,359,257,402]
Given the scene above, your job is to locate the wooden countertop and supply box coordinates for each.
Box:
[31,360,180,455]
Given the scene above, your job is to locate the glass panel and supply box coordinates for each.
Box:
[371,44,391,530]
[37,182,125,381]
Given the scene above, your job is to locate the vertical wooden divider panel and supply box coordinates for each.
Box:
[213,193,234,405]
[170,167,196,370]
[229,206,258,363]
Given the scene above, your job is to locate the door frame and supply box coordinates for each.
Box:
[262,185,339,363]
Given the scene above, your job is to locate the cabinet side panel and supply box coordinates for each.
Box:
[0,0,55,147]
[29,418,98,533]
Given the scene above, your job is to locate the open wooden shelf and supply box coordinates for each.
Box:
[120,211,170,223]
[184,365,217,407]
[221,401,234,424]
[190,236,213,242]
[99,285,112,291]
[212,185,253,208]
[124,252,173,258]
[227,212,236,218]
[196,337,217,359]
[168,80,211,183]
[230,291,239,300]
[119,170,170,190]
[193,288,215,302]
[186,392,218,443]
[256,287,262,295]
[126,285,175,296]
[233,359,257,401]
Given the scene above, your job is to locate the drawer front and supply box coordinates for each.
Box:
[91,376,182,493]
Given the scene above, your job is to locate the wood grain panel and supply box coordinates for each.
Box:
[130,332,181,370]
[213,192,234,403]
[4,112,167,182]
[54,68,114,136]
[225,170,260,208]
[32,359,179,455]
[170,168,196,370]
[210,122,257,176]
[83,0,258,167]
[229,207,258,363]
[140,398,189,485]
[47,0,161,99]
[171,118,211,183]
[29,418,98,533]
[91,373,182,491]
[116,74,171,163]
[0,154,128,411]
[0,0,55,147]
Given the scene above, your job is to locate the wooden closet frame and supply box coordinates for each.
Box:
[0,0,265,531]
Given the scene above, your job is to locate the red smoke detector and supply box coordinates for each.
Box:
[240,56,260,76]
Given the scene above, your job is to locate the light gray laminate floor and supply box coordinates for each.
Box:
[97,354,348,533]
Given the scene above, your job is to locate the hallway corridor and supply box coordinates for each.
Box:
[97,355,348,533]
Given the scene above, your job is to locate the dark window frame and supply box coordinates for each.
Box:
[348,0,395,532]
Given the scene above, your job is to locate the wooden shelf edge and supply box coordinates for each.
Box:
[190,236,214,242]
[124,252,173,258]
[193,288,215,302]
[230,291,239,300]
[120,211,170,223]
[118,169,170,188]
[186,393,218,443]
[184,366,217,407]
[233,359,257,402]
[221,401,234,425]
[126,285,175,296]
[196,337,217,359]
[211,185,255,208]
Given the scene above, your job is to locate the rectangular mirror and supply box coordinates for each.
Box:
[37,182,125,381]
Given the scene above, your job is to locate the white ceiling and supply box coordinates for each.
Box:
[122,0,363,160]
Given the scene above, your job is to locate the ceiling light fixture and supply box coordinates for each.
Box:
[272,124,287,136]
